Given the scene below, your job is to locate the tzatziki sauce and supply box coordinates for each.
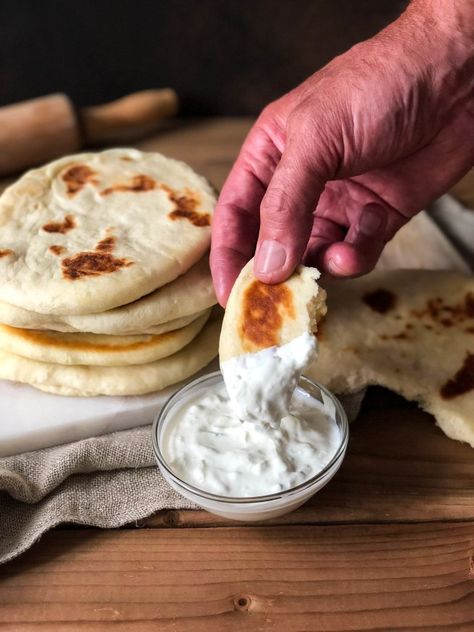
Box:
[163,379,340,497]
[221,331,317,427]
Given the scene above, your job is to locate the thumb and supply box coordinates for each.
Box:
[253,139,327,283]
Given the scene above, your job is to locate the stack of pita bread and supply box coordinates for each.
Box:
[0,148,221,396]
[308,269,474,448]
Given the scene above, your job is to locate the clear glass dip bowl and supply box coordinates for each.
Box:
[152,371,348,522]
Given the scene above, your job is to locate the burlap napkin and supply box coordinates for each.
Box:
[0,390,365,565]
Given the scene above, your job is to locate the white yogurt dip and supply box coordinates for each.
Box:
[221,332,317,427]
[162,380,340,497]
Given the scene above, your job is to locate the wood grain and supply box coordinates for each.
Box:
[0,523,472,631]
[143,394,474,529]
[139,117,253,189]
[1,117,472,631]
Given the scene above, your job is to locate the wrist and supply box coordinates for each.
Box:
[382,0,473,106]
[407,0,473,43]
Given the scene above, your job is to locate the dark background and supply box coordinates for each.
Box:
[0,0,407,115]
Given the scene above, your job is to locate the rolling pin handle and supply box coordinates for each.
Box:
[0,93,81,176]
[80,88,179,145]
[0,89,179,177]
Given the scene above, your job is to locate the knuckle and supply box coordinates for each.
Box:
[260,186,293,219]
[258,101,279,124]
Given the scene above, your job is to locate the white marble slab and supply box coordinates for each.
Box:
[0,360,219,457]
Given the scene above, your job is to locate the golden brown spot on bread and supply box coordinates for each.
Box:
[411,292,474,326]
[62,165,98,196]
[61,233,133,280]
[101,174,156,196]
[441,318,453,327]
[362,289,396,314]
[440,352,474,399]
[0,249,13,258]
[169,208,211,227]
[42,215,75,234]
[392,332,408,340]
[379,330,409,341]
[239,280,296,351]
[466,293,474,317]
[49,245,65,256]
[465,327,474,334]
[163,184,210,227]
[1,324,176,353]
[95,236,115,252]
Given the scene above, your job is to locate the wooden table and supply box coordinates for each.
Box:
[0,119,473,631]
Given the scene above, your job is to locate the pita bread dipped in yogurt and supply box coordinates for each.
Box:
[219,260,327,426]
[162,260,344,498]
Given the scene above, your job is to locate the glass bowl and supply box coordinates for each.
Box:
[152,371,348,521]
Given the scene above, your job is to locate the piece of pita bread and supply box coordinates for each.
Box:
[0,310,210,366]
[219,260,327,424]
[0,314,221,396]
[0,149,216,315]
[219,259,327,362]
[0,256,216,334]
[307,269,474,447]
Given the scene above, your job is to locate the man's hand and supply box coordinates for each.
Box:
[210,0,473,305]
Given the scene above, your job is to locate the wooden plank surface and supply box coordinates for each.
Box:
[1,523,473,631]
[1,392,473,630]
[144,390,474,528]
[1,118,472,630]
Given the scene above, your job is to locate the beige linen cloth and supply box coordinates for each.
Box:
[0,391,364,565]
[0,426,196,565]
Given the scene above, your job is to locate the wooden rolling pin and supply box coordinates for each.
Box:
[0,89,178,175]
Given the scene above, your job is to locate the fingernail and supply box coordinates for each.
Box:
[255,240,287,275]
[358,204,384,235]
[327,257,346,275]
[214,282,227,307]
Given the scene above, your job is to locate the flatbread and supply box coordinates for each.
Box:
[307,269,474,447]
[0,315,221,396]
[0,310,210,366]
[0,149,216,315]
[142,309,209,335]
[0,257,216,334]
[219,259,327,362]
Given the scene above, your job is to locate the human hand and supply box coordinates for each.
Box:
[210,0,474,305]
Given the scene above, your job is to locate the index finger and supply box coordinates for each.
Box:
[210,122,281,305]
